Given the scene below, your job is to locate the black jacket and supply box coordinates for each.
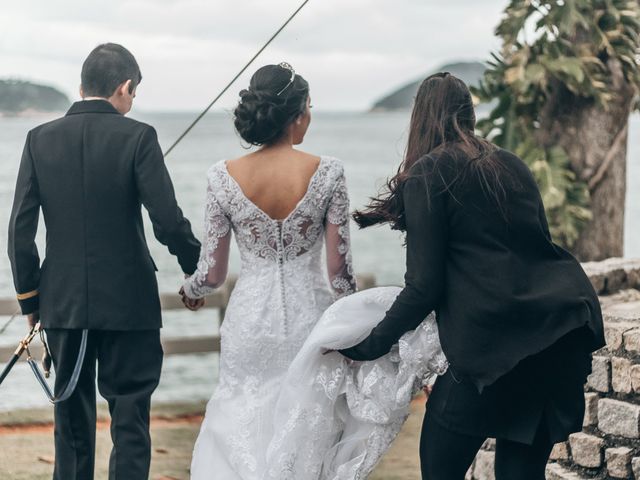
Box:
[8,100,201,330]
[341,148,605,390]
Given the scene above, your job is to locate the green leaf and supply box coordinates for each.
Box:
[476,0,640,246]
[545,58,586,84]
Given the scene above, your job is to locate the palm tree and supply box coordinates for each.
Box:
[474,0,640,260]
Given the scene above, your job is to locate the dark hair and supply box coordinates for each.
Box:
[81,43,142,98]
[354,72,503,230]
[234,64,309,146]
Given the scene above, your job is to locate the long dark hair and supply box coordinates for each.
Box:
[354,72,503,230]
[234,64,309,146]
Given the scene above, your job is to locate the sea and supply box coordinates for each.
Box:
[0,109,638,411]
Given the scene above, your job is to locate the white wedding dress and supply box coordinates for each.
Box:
[266,287,448,479]
[184,156,447,480]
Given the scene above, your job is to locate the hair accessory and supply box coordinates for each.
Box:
[276,62,296,96]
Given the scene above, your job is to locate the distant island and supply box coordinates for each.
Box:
[371,61,487,111]
[0,79,70,115]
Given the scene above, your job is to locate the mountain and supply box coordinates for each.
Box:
[0,79,70,115]
[371,61,487,111]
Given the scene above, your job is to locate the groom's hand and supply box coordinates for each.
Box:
[27,311,40,328]
[185,297,205,311]
[179,287,205,311]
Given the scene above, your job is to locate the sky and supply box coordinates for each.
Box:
[0,0,509,112]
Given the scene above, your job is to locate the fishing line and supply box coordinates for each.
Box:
[163,0,311,157]
[0,310,20,335]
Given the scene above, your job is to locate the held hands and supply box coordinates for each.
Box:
[179,286,205,311]
[180,274,205,311]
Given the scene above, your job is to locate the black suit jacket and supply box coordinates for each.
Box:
[341,148,605,391]
[8,100,201,330]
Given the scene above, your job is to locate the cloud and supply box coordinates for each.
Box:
[0,0,508,111]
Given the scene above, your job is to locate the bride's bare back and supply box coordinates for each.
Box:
[225,148,321,221]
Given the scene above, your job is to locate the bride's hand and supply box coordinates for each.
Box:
[185,297,205,311]
[179,286,205,311]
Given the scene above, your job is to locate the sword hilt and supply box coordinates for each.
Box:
[14,324,41,356]
[0,324,41,387]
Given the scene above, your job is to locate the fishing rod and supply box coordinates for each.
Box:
[163,0,311,157]
[0,310,20,335]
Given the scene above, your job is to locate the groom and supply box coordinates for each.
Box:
[8,43,201,479]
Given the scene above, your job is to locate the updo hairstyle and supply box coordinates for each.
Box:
[234,63,310,146]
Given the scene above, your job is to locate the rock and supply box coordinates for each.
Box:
[569,432,604,468]
[625,328,640,353]
[620,259,640,289]
[632,365,640,392]
[583,258,640,294]
[587,356,611,392]
[607,268,630,293]
[481,438,496,451]
[549,441,570,461]
[583,392,599,427]
[632,456,640,480]
[546,463,588,480]
[605,447,633,478]
[466,458,476,480]
[588,272,606,293]
[472,450,495,480]
[598,399,640,438]
[465,464,474,480]
[605,319,638,350]
[612,356,633,393]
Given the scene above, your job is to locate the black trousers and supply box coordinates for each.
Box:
[420,403,554,480]
[419,327,592,479]
[45,328,163,480]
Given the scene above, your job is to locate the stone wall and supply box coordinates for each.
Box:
[467,258,640,480]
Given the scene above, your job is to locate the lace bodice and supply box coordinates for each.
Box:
[183,156,356,300]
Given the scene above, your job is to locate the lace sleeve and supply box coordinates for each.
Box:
[325,168,356,299]
[183,178,232,299]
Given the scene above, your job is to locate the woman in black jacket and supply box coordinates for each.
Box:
[340,72,605,479]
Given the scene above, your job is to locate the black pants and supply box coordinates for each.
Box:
[419,327,593,480]
[45,328,163,480]
[420,406,554,480]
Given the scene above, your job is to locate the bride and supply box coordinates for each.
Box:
[182,63,447,479]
